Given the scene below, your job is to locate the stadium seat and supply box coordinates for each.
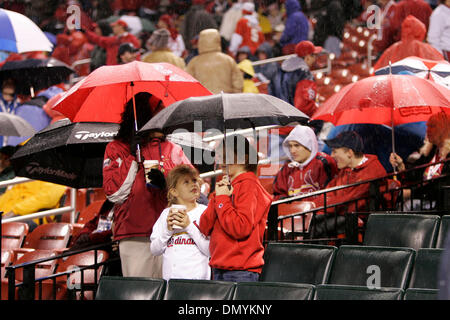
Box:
[45,249,110,300]
[1,222,29,250]
[260,243,337,285]
[328,246,415,289]
[163,279,235,300]
[22,223,73,251]
[363,214,441,250]
[277,202,313,239]
[233,282,315,300]
[1,250,13,280]
[315,284,404,300]
[69,200,105,245]
[95,276,166,300]
[408,248,443,289]
[403,288,439,300]
[2,249,57,300]
[436,216,450,248]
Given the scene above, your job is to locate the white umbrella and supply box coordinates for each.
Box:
[0,8,53,53]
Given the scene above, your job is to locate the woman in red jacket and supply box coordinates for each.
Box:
[198,135,273,282]
[103,92,192,278]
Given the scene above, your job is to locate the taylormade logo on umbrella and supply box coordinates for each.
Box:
[25,162,77,180]
[74,131,118,140]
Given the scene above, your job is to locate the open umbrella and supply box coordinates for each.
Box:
[312,75,450,126]
[374,56,450,88]
[0,9,53,53]
[52,61,212,162]
[52,61,212,123]
[0,58,74,96]
[0,112,36,137]
[139,93,310,134]
[312,74,450,165]
[10,120,119,188]
[10,119,214,188]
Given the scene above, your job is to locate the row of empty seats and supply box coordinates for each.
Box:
[363,213,449,250]
[94,277,438,300]
[261,243,442,291]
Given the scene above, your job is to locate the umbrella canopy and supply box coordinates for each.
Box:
[374,56,450,88]
[52,61,212,123]
[10,119,214,188]
[0,112,36,136]
[10,120,119,188]
[139,93,310,134]
[0,58,75,95]
[0,9,53,53]
[105,15,156,35]
[312,74,450,126]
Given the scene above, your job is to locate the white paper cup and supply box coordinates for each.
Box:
[170,204,186,229]
[143,160,159,185]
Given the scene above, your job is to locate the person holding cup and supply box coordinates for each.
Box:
[150,165,211,280]
[198,135,273,282]
[103,92,192,278]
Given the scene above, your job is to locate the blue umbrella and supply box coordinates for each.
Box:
[0,8,53,53]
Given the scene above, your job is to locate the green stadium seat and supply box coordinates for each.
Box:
[315,284,404,300]
[408,248,443,289]
[233,282,315,300]
[163,279,235,300]
[403,288,439,300]
[436,216,450,248]
[328,245,415,289]
[95,276,166,300]
[363,214,440,250]
[260,243,337,285]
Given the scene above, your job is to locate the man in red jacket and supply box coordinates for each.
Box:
[83,19,141,65]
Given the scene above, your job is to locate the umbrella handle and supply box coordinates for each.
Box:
[130,81,142,163]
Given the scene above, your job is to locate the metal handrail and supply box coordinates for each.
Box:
[0,177,77,224]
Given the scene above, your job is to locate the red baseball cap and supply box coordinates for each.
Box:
[110,19,128,29]
[295,41,322,57]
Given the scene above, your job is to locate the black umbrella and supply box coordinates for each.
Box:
[139,93,309,134]
[10,120,119,188]
[10,120,215,188]
[0,58,74,96]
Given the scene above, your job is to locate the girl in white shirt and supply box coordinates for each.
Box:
[150,164,210,280]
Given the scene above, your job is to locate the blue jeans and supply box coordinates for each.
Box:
[212,269,259,282]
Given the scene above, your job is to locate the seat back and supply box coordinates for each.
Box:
[315,284,404,300]
[1,222,29,250]
[363,214,440,250]
[408,248,443,289]
[95,276,166,300]
[436,216,450,248]
[56,250,109,285]
[328,245,415,289]
[13,250,57,281]
[1,250,13,280]
[233,282,315,300]
[163,279,235,300]
[76,200,105,225]
[23,223,73,250]
[403,288,438,300]
[260,243,337,285]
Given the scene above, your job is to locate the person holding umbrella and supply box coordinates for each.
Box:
[102,92,192,278]
[389,111,450,210]
[198,135,273,282]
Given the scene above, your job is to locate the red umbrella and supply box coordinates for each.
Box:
[52,61,212,123]
[312,74,450,126]
[311,74,450,165]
